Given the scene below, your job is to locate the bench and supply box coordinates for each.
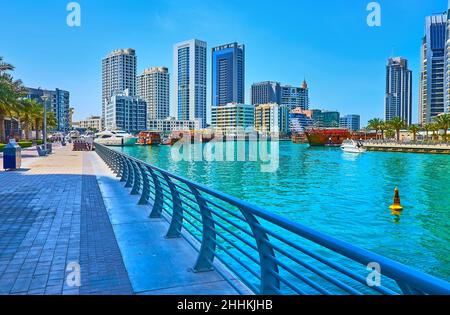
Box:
[37,145,47,156]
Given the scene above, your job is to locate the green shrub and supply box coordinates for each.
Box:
[36,139,43,145]
[18,141,33,149]
[0,142,34,152]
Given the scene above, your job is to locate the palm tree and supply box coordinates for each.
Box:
[0,57,14,73]
[434,114,450,142]
[0,75,21,142]
[430,123,440,141]
[423,123,432,141]
[388,117,406,142]
[379,121,388,140]
[0,58,26,142]
[408,124,421,142]
[30,102,44,140]
[18,99,39,140]
[367,118,383,139]
[385,128,395,139]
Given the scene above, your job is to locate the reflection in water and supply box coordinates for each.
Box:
[341,152,361,162]
[391,210,402,224]
[116,143,450,280]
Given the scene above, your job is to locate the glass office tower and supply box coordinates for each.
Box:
[211,43,245,107]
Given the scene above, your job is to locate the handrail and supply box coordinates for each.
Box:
[94,143,450,295]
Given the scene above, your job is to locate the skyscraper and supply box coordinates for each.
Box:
[420,15,446,124]
[281,80,310,110]
[102,48,137,128]
[173,39,207,128]
[445,3,450,115]
[137,67,170,123]
[251,81,281,105]
[211,43,245,107]
[385,57,412,125]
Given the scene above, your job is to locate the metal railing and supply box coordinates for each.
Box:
[95,143,450,295]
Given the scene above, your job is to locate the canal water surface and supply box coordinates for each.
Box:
[115,142,450,284]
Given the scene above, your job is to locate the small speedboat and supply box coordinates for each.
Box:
[341,139,366,154]
[94,130,137,146]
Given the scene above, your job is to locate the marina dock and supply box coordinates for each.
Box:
[363,141,450,154]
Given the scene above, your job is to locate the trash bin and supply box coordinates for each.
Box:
[46,143,53,154]
[3,140,22,170]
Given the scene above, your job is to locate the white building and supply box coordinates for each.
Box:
[102,48,137,128]
[147,117,200,132]
[77,116,102,131]
[211,103,254,133]
[137,67,170,123]
[173,39,207,128]
[105,90,147,133]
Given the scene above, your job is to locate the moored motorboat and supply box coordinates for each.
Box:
[94,130,137,146]
[341,139,366,153]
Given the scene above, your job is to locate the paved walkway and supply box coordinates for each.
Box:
[0,146,132,295]
[0,145,248,295]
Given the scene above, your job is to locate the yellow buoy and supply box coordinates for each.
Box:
[389,188,404,211]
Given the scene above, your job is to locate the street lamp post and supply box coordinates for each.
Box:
[40,91,48,148]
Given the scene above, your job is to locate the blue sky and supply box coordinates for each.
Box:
[1,0,448,125]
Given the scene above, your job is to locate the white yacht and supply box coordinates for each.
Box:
[65,130,80,142]
[94,130,138,146]
[341,139,366,154]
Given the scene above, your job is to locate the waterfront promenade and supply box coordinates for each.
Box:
[0,145,244,295]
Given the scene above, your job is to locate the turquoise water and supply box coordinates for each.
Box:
[115,142,450,281]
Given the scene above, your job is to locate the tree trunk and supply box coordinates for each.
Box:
[34,119,39,140]
[396,130,400,142]
[24,123,30,141]
[8,112,15,141]
[0,112,5,143]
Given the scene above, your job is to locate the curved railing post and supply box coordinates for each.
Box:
[124,159,134,188]
[137,163,151,205]
[396,281,422,295]
[148,167,164,218]
[118,154,127,179]
[188,185,216,273]
[162,173,184,238]
[238,206,280,295]
[130,160,141,195]
[119,155,128,182]
[112,151,121,175]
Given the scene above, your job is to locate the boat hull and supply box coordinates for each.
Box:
[95,137,137,147]
[305,130,351,147]
[341,147,366,154]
